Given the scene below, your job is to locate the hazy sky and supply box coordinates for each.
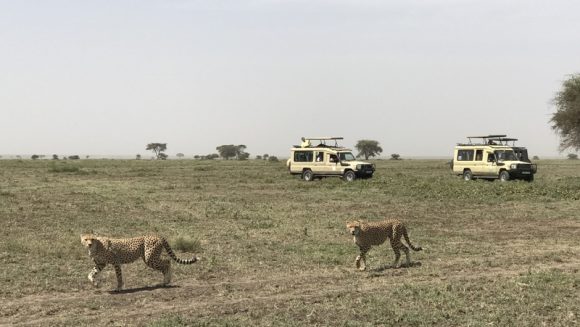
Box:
[2,0,579,158]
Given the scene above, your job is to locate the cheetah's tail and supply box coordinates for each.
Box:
[403,228,423,252]
[162,239,198,264]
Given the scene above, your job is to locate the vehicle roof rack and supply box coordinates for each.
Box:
[303,136,344,147]
[487,137,519,146]
[459,134,522,146]
[464,134,505,145]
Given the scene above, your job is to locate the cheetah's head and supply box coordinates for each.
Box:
[346,221,362,236]
[80,234,101,256]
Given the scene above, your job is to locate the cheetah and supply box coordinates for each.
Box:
[80,234,198,291]
[346,219,422,271]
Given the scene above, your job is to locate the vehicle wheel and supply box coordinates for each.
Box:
[463,170,473,181]
[343,170,356,182]
[499,170,510,182]
[302,169,314,181]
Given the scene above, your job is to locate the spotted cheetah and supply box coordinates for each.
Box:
[346,219,422,271]
[80,234,198,291]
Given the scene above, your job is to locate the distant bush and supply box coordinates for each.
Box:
[200,154,219,160]
[268,156,279,162]
[533,156,540,160]
[567,153,578,160]
[31,154,40,160]
[68,155,80,160]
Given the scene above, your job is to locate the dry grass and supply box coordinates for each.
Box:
[0,159,578,326]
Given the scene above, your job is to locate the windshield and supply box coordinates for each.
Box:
[495,150,517,161]
[338,152,356,161]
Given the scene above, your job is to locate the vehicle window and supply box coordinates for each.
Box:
[315,152,324,162]
[515,149,529,161]
[294,151,313,162]
[339,152,355,161]
[495,150,517,161]
[457,150,474,161]
[475,150,483,161]
[329,154,338,163]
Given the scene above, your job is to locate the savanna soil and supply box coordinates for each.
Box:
[0,159,578,326]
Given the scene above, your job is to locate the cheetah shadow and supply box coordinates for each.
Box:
[108,284,179,295]
[368,261,422,274]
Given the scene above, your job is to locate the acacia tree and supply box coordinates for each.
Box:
[551,74,580,151]
[146,143,168,160]
[355,140,383,160]
[216,144,248,160]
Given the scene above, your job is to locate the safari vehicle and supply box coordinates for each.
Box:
[452,135,537,182]
[286,137,375,181]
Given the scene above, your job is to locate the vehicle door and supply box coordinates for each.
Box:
[292,150,313,173]
[485,152,498,176]
[327,153,341,175]
[471,149,485,176]
[455,149,474,174]
[312,151,326,174]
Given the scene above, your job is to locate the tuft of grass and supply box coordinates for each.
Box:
[171,235,202,253]
[48,162,81,173]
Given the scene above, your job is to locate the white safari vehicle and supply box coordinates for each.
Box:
[452,135,537,182]
[286,137,375,181]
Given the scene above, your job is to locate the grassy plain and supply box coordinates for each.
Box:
[0,158,578,326]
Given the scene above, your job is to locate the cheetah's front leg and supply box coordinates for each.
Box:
[88,263,106,287]
[356,247,369,271]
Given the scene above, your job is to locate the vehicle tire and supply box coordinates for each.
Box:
[463,170,473,181]
[499,170,510,182]
[343,170,356,182]
[302,169,314,181]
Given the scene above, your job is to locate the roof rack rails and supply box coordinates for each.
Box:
[303,136,344,147]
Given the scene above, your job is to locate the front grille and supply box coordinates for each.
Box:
[518,163,532,170]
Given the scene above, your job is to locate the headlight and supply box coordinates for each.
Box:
[510,164,517,169]
[356,164,361,170]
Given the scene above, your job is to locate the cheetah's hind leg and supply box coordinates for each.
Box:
[163,263,172,286]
